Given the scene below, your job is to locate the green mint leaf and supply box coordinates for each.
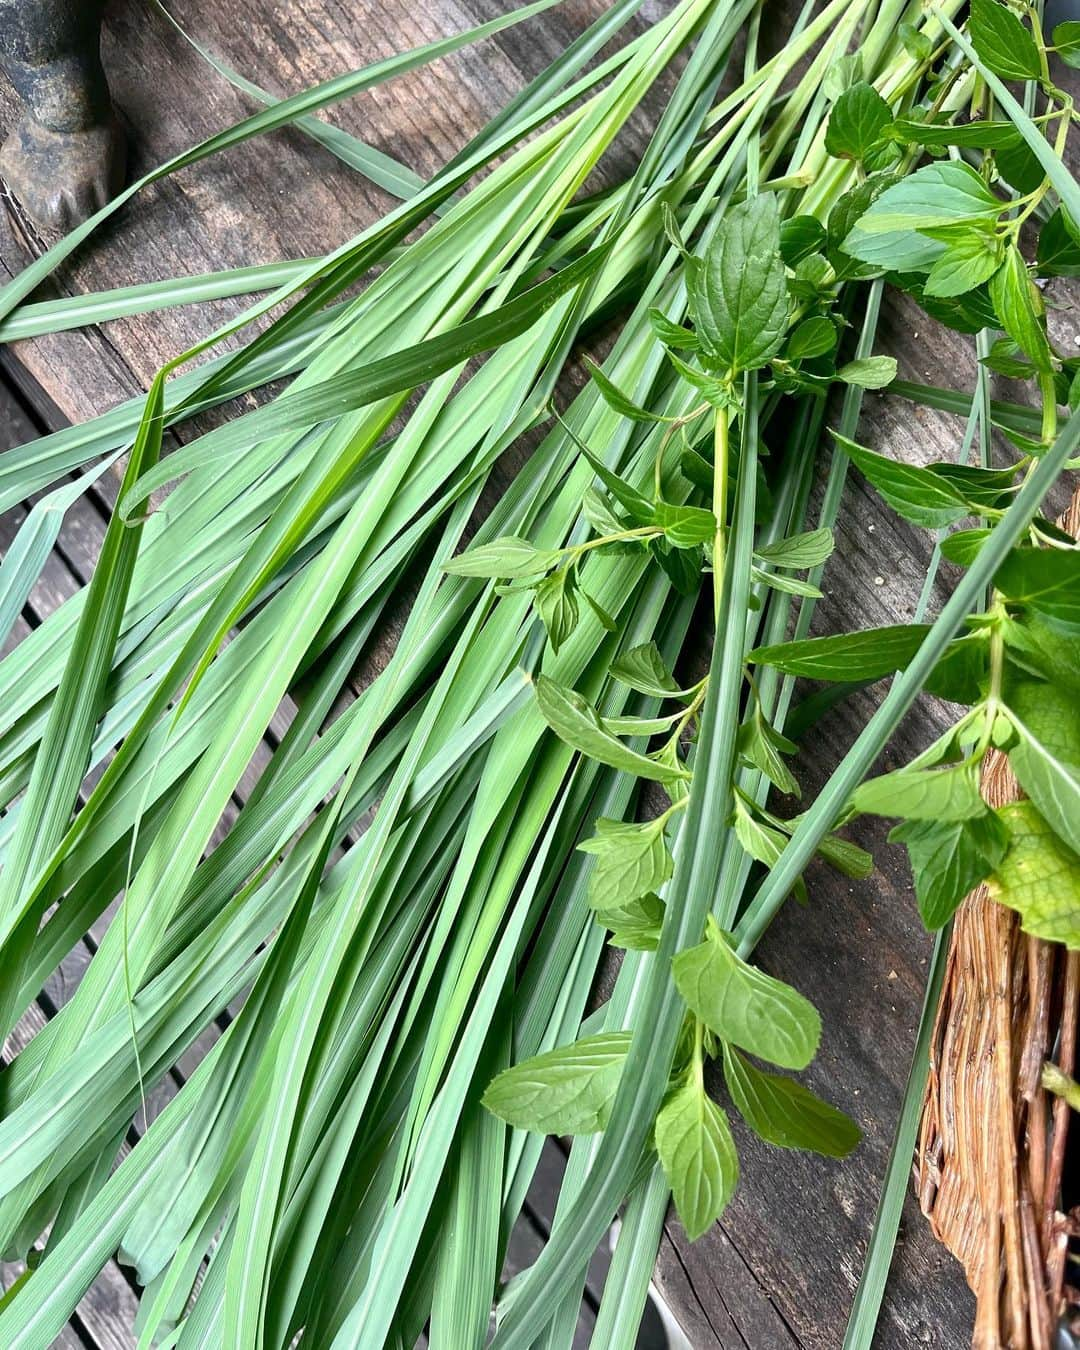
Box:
[690,195,791,374]
[836,356,898,389]
[842,162,1002,271]
[1001,615,1080,695]
[751,566,823,599]
[754,527,834,569]
[535,569,579,654]
[581,588,618,632]
[846,227,942,273]
[827,172,904,276]
[482,1032,631,1134]
[648,308,700,351]
[988,245,1054,374]
[1004,681,1080,855]
[791,253,836,294]
[655,1078,739,1241]
[580,445,655,524]
[661,201,689,255]
[780,215,828,265]
[603,713,681,735]
[609,641,682,698]
[535,675,689,782]
[733,801,789,868]
[745,802,873,881]
[650,536,704,596]
[988,802,1080,945]
[915,281,999,334]
[733,801,810,904]
[924,229,1003,298]
[654,501,717,549]
[834,434,969,526]
[848,159,1002,230]
[824,82,894,162]
[980,336,1038,378]
[898,21,933,61]
[940,528,993,566]
[595,892,665,951]
[581,487,628,539]
[924,633,991,704]
[673,920,821,1070]
[737,710,801,798]
[814,831,875,878]
[750,624,933,682]
[444,535,558,578]
[823,52,864,101]
[665,350,732,406]
[995,547,1080,633]
[722,1044,861,1157]
[583,356,663,424]
[786,317,838,361]
[995,138,1046,195]
[890,812,1008,928]
[928,461,1019,510]
[579,816,673,912]
[1052,20,1080,68]
[969,0,1043,81]
[853,762,987,822]
[679,445,715,493]
[1036,208,1080,278]
[891,117,1021,149]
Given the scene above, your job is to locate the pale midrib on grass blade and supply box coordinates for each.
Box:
[0,258,323,343]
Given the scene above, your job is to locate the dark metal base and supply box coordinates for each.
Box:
[0,0,124,231]
[1,114,125,231]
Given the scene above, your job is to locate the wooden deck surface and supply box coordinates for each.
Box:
[2,1,1075,1346]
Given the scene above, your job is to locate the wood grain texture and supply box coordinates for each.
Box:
[4,2,1075,1347]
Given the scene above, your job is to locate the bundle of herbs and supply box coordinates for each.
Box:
[0,0,1076,1346]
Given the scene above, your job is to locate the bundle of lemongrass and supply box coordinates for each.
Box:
[0,1,1076,1347]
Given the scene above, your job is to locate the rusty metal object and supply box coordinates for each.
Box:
[0,0,125,230]
[918,486,1080,1349]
